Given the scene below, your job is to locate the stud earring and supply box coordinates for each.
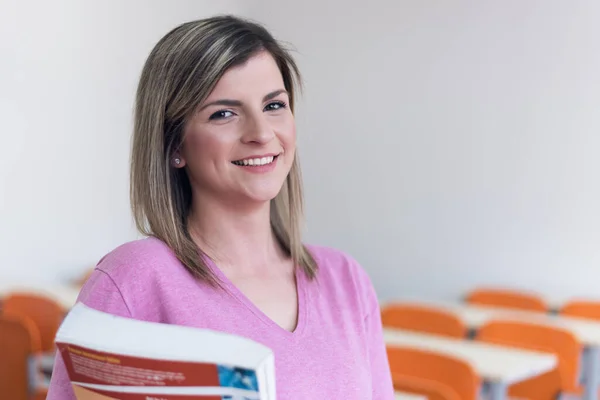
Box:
[174,158,181,165]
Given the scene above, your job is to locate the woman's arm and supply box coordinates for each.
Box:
[46,269,133,400]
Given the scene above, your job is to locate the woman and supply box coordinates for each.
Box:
[47,15,394,399]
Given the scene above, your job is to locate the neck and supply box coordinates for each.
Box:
[187,194,284,273]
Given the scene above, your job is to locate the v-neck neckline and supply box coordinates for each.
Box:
[204,256,309,338]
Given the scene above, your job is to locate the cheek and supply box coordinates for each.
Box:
[182,126,227,163]
[286,124,297,162]
[278,117,297,149]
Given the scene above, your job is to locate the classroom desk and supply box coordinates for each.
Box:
[0,282,80,310]
[384,328,557,400]
[541,295,600,314]
[395,391,426,400]
[382,299,600,400]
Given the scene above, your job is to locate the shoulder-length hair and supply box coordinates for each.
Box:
[130,15,317,286]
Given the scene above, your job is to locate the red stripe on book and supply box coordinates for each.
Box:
[72,385,223,400]
[58,343,221,387]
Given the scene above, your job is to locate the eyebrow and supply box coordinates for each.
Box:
[198,89,288,111]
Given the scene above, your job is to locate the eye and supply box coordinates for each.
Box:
[209,110,235,120]
[264,101,287,112]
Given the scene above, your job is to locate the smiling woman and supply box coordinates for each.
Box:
[177,51,296,208]
[46,15,394,400]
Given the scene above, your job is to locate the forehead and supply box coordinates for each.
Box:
[207,51,285,99]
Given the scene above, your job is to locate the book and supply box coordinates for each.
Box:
[54,302,276,400]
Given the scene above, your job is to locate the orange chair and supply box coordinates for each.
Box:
[556,302,600,399]
[2,292,65,353]
[386,346,480,400]
[31,390,48,400]
[466,287,548,312]
[476,320,581,400]
[381,303,468,338]
[561,300,600,321]
[393,375,460,400]
[0,313,49,400]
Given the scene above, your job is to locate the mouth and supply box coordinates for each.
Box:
[231,154,279,167]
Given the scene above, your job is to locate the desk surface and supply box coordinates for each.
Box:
[395,392,426,400]
[382,298,600,347]
[384,328,557,385]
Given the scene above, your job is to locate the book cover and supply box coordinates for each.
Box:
[55,303,275,400]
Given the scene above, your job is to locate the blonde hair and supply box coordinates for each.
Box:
[130,15,317,286]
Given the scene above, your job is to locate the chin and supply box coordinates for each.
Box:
[242,182,286,203]
[246,190,283,203]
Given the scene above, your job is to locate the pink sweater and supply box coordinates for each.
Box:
[46,237,394,399]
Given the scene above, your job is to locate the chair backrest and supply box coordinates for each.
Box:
[393,375,461,400]
[3,292,64,352]
[31,388,48,400]
[381,303,468,338]
[476,320,581,400]
[387,346,480,400]
[0,313,42,400]
[466,288,548,312]
[560,300,600,321]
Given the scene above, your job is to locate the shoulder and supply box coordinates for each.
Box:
[306,243,370,282]
[305,243,378,316]
[77,236,191,320]
[96,236,178,270]
[94,236,183,282]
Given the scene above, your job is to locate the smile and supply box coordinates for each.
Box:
[232,155,278,166]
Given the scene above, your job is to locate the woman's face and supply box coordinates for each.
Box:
[176,51,295,206]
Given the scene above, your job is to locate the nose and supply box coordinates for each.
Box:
[240,112,275,145]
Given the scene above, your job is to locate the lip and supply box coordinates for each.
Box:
[231,154,280,174]
[232,152,281,162]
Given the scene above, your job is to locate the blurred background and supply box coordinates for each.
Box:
[2,1,600,400]
[1,0,599,302]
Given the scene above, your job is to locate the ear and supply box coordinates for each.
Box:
[171,152,187,168]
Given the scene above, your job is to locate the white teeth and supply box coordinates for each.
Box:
[234,156,276,166]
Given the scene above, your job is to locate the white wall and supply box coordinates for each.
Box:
[247,1,600,302]
[3,1,599,304]
[0,0,247,284]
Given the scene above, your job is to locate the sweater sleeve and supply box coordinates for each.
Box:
[46,269,133,400]
[363,275,395,399]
